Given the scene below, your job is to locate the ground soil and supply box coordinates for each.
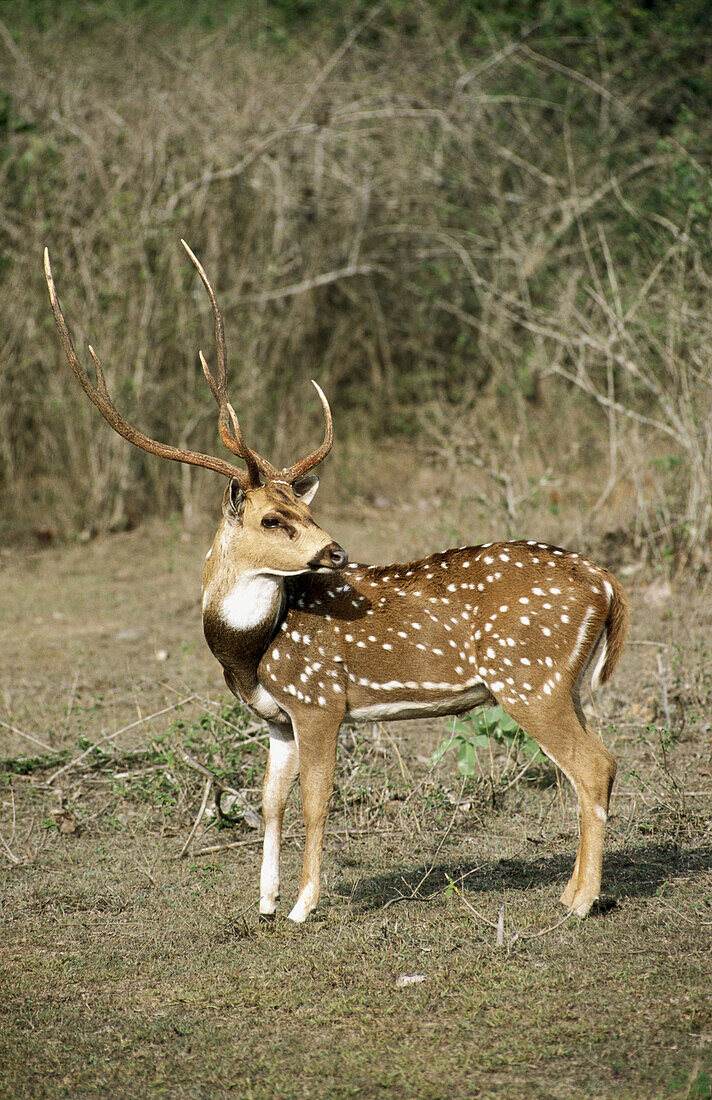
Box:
[1,501,711,1099]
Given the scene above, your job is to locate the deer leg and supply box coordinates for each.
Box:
[259,727,300,917]
[287,719,340,923]
[559,850,582,910]
[503,696,616,917]
[562,695,617,914]
[563,740,616,915]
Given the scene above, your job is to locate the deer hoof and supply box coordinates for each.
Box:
[559,879,578,910]
[561,890,598,918]
[287,898,316,923]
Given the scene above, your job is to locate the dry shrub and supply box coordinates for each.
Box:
[1,6,711,569]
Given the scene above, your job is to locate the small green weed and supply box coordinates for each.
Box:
[1,750,69,775]
[109,766,181,808]
[665,1061,712,1099]
[432,706,540,779]
[171,702,264,783]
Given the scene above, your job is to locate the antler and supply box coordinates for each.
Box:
[180,240,275,486]
[182,241,333,486]
[279,380,333,483]
[45,243,335,491]
[44,248,253,486]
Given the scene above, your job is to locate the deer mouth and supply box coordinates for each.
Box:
[308,542,349,571]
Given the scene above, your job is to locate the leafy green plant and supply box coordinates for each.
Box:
[0,750,69,775]
[171,701,262,781]
[109,767,182,807]
[432,706,540,778]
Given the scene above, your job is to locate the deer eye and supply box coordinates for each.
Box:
[261,515,280,529]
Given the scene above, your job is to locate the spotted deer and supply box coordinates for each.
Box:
[44,243,629,923]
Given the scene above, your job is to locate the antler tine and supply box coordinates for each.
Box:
[280,380,334,483]
[181,239,226,397]
[43,248,250,486]
[224,398,279,479]
[197,350,279,484]
[182,240,277,485]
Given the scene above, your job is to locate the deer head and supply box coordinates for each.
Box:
[43,242,347,582]
[213,477,347,577]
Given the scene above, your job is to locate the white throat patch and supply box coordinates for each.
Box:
[219,574,282,632]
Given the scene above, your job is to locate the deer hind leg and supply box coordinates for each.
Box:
[503,695,616,917]
[287,717,340,924]
[260,727,300,917]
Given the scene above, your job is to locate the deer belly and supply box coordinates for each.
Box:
[346,679,492,722]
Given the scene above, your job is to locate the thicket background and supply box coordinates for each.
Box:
[2,0,711,568]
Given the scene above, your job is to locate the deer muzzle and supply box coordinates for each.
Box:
[308,542,349,571]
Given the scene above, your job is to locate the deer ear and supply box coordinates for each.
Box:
[222,478,245,521]
[292,474,319,505]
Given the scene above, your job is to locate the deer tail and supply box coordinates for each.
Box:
[590,573,630,691]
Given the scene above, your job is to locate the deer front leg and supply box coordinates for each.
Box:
[260,727,300,917]
[287,717,340,923]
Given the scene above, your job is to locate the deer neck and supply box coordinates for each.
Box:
[202,539,287,704]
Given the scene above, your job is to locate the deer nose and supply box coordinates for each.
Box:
[327,543,348,568]
[309,542,348,570]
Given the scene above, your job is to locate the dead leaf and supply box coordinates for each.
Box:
[52,809,78,834]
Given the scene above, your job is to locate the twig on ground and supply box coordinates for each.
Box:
[127,825,159,887]
[0,831,21,865]
[190,835,275,855]
[46,696,196,785]
[379,725,411,784]
[456,886,575,943]
[189,825,395,858]
[63,671,81,738]
[9,786,16,843]
[175,742,262,829]
[382,776,467,910]
[501,751,544,792]
[80,796,122,828]
[456,892,501,931]
[0,720,55,754]
[656,648,672,734]
[513,909,577,940]
[496,904,505,946]
[179,776,213,859]
[155,683,268,746]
